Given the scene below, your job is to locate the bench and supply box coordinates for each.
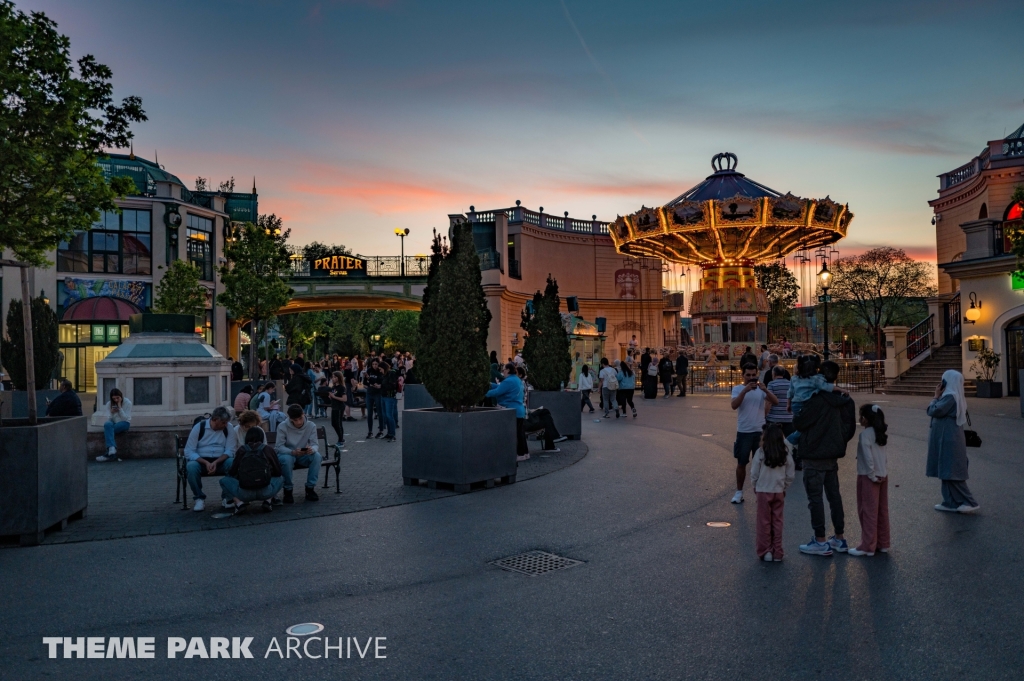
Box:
[175,425,335,510]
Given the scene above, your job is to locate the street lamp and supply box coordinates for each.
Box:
[395,228,410,276]
[818,262,831,359]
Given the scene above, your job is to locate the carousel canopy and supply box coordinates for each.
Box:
[610,153,853,267]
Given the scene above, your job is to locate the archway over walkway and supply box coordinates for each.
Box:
[280,275,426,313]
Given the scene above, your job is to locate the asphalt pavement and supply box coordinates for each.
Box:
[1,391,1021,680]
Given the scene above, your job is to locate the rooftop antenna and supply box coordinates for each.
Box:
[252,177,257,194]
[154,150,159,168]
[128,141,134,160]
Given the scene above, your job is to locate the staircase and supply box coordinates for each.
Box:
[883,345,976,397]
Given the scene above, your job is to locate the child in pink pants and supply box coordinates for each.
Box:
[849,404,890,556]
[750,424,796,562]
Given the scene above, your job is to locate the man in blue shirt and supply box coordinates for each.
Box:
[183,407,238,512]
[486,362,528,459]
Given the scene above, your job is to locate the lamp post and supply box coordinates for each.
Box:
[395,228,410,276]
[818,262,831,359]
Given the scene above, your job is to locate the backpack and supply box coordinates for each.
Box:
[192,413,212,442]
[237,444,273,490]
[647,363,659,377]
[603,369,618,391]
[248,392,263,411]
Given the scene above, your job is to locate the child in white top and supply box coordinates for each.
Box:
[750,424,795,562]
[849,404,890,557]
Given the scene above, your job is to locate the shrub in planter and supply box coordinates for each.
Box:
[406,223,515,489]
[521,275,580,439]
[971,347,1002,398]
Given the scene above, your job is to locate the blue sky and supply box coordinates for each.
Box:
[21,0,1024,261]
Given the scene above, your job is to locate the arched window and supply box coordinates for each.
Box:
[979,203,988,219]
[1003,201,1023,255]
[1006,202,1023,222]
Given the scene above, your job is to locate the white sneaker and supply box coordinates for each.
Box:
[848,547,874,557]
[553,436,568,443]
[222,499,234,509]
[107,446,117,456]
[94,455,117,462]
[934,503,958,512]
[193,498,205,512]
[957,504,980,514]
[878,548,889,553]
[763,551,773,562]
[516,453,530,462]
[731,490,744,504]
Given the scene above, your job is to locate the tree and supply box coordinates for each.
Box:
[218,215,293,378]
[301,241,352,261]
[521,275,572,390]
[2,294,60,390]
[384,311,419,353]
[0,1,146,266]
[826,247,935,354]
[754,262,799,340]
[416,224,492,411]
[153,260,207,318]
[218,177,235,192]
[194,177,208,191]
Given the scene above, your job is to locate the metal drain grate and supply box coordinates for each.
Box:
[490,550,583,576]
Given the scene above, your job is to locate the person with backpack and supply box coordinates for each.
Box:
[658,352,675,398]
[220,427,283,514]
[793,360,857,556]
[183,407,239,512]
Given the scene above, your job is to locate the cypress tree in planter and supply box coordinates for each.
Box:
[521,275,581,440]
[404,222,516,491]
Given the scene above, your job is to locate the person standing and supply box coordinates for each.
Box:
[616,360,637,418]
[328,371,347,451]
[849,404,891,556]
[794,361,856,556]
[380,362,399,442]
[598,357,619,419]
[364,358,385,439]
[674,351,689,397]
[96,388,132,462]
[757,345,771,372]
[490,350,502,382]
[658,353,675,398]
[230,357,244,381]
[765,366,798,469]
[761,353,779,387]
[578,364,595,413]
[729,364,778,503]
[258,357,268,381]
[750,424,795,562]
[927,370,980,513]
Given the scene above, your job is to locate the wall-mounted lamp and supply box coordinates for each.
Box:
[931,213,942,226]
[964,291,982,323]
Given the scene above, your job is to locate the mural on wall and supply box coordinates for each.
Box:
[615,269,641,299]
[60,278,150,308]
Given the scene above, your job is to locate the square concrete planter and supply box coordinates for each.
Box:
[975,381,1003,399]
[403,383,440,410]
[1019,370,1024,417]
[0,415,88,546]
[527,389,582,440]
[402,407,516,491]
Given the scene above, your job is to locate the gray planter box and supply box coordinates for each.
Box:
[976,381,1003,399]
[0,390,62,419]
[402,407,516,491]
[528,389,582,440]
[0,416,88,546]
[1019,370,1024,417]
[403,383,440,410]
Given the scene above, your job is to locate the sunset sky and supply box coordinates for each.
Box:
[22,0,1024,263]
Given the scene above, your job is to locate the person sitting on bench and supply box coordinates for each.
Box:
[220,427,283,514]
[183,406,238,512]
[524,406,568,453]
[46,379,82,417]
[274,404,321,503]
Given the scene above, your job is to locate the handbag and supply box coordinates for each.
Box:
[964,411,982,448]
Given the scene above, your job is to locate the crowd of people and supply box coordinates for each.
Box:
[727,353,980,562]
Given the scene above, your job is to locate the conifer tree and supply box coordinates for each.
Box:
[416,222,492,411]
[521,275,572,390]
[2,294,60,390]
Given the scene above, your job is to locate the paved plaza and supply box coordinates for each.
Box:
[2,392,1022,679]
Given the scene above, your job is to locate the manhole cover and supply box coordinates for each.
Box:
[701,433,713,437]
[211,512,233,519]
[490,550,583,576]
[706,522,731,528]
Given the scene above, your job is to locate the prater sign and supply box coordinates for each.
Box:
[310,255,366,277]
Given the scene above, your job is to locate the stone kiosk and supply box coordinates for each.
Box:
[87,314,231,458]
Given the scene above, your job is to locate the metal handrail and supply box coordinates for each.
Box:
[893,314,935,362]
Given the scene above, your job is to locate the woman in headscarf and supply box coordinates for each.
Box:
[926,370,980,513]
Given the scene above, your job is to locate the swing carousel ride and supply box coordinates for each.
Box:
[609,153,853,359]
